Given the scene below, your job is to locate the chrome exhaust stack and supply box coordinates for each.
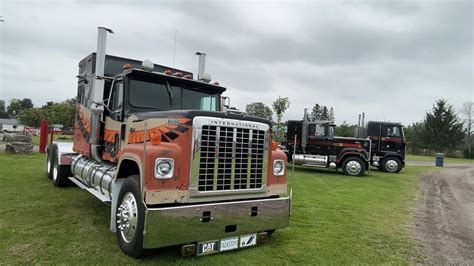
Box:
[196,52,211,83]
[90,26,113,163]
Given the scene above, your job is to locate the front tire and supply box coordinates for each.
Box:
[116,175,145,258]
[381,157,402,173]
[342,157,366,176]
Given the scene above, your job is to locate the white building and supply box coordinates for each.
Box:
[0,118,25,132]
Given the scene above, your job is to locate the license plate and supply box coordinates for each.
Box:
[197,233,257,256]
[220,237,239,252]
[239,234,257,248]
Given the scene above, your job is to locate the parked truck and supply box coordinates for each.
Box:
[284,110,371,176]
[45,27,289,257]
[362,121,406,173]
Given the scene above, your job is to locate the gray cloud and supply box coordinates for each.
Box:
[0,0,472,126]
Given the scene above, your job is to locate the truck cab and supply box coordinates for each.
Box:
[285,110,371,176]
[45,28,289,258]
[365,121,406,173]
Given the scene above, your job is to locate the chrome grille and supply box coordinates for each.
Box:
[198,125,266,192]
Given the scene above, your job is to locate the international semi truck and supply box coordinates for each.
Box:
[45,27,289,257]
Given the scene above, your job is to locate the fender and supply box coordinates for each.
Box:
[337,148,370,163]
[48,142,77,166]
[378,152,405,166]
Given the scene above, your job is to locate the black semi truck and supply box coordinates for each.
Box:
[283,110,406,176]
[284,110,371,176]
[363,121,406,173]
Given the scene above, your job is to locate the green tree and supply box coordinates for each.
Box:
[403,122,426,153]
[245,102,273,120]
[421,99,464,152]
[0,100,8,118]
[7,98,34,117]
[321,106,329,120]
[335,121,356,137]
[311,104,322,121]
[17,98,76,128]
[272,96,290,143]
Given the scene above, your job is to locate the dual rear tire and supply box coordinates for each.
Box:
[45,145,71,187]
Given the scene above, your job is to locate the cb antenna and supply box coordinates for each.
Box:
[172,29,177,68]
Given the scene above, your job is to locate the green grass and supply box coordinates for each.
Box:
[406,154,473,164]
[31,135,74,145]
[0,153,431,264]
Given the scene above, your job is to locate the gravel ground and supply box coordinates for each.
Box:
[413,164,474,264]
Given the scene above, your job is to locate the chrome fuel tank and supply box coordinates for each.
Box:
[71,155,116,200]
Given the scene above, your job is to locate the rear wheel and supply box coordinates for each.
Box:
[45,147,54,179]
[342,157,366,176]
[51,149,71,187]
[116,175,145,258]
[381,157,402,173]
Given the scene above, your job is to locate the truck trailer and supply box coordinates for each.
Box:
[45,27,289,257]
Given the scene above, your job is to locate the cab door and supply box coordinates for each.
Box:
[307,123,333,155]
[380,125,404,154]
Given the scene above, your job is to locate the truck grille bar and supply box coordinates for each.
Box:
[194,119,268,192]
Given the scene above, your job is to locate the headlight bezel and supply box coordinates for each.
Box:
[273,159,285,176]
[154,158,174,179]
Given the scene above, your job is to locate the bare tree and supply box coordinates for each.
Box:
[460,101,473,155]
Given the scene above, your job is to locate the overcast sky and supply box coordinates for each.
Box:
[0,0,472,125]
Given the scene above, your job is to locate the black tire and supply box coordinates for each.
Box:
[45,146,55,179]
[381,157,402,173]
[341,157,366,177]
[51,149,71,187]
[116,175,145,258]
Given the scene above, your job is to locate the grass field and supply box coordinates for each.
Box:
[0,153,431,264]
[406,154,473,164]
[31,135,74,145]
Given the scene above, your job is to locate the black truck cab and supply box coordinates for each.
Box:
[364,121,406,173]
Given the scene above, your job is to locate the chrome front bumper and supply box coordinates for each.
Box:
[143,197,290,249]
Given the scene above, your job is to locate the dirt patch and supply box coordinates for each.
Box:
[413,165,474,264]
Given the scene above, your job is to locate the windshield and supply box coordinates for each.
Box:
[128,77,219,111]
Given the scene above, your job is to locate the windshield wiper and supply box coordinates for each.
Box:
[165,81,173,106]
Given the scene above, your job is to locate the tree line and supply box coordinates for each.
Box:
[0,98,76,128]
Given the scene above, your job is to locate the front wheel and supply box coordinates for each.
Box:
[342,157,366,176]
[116,175,145,258]
[381,157,402,173]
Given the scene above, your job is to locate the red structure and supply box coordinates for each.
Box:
[39,120,48,153]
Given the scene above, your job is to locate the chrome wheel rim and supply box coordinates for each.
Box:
[385,160,398,172]
[346,160,362,175]
[117,192,138,243]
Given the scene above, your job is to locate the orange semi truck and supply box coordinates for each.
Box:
[44,27,289,257]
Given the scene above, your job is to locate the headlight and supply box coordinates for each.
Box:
[273,160,285,176]
[154,158,174,179]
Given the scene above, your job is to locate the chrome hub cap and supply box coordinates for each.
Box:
[117,192,138,243]
[346,161,362,175]
[386,160,398,172]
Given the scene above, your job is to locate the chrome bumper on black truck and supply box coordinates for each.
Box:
[143,197,290,249]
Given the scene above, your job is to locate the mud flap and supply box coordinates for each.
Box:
[110,179,125,232]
